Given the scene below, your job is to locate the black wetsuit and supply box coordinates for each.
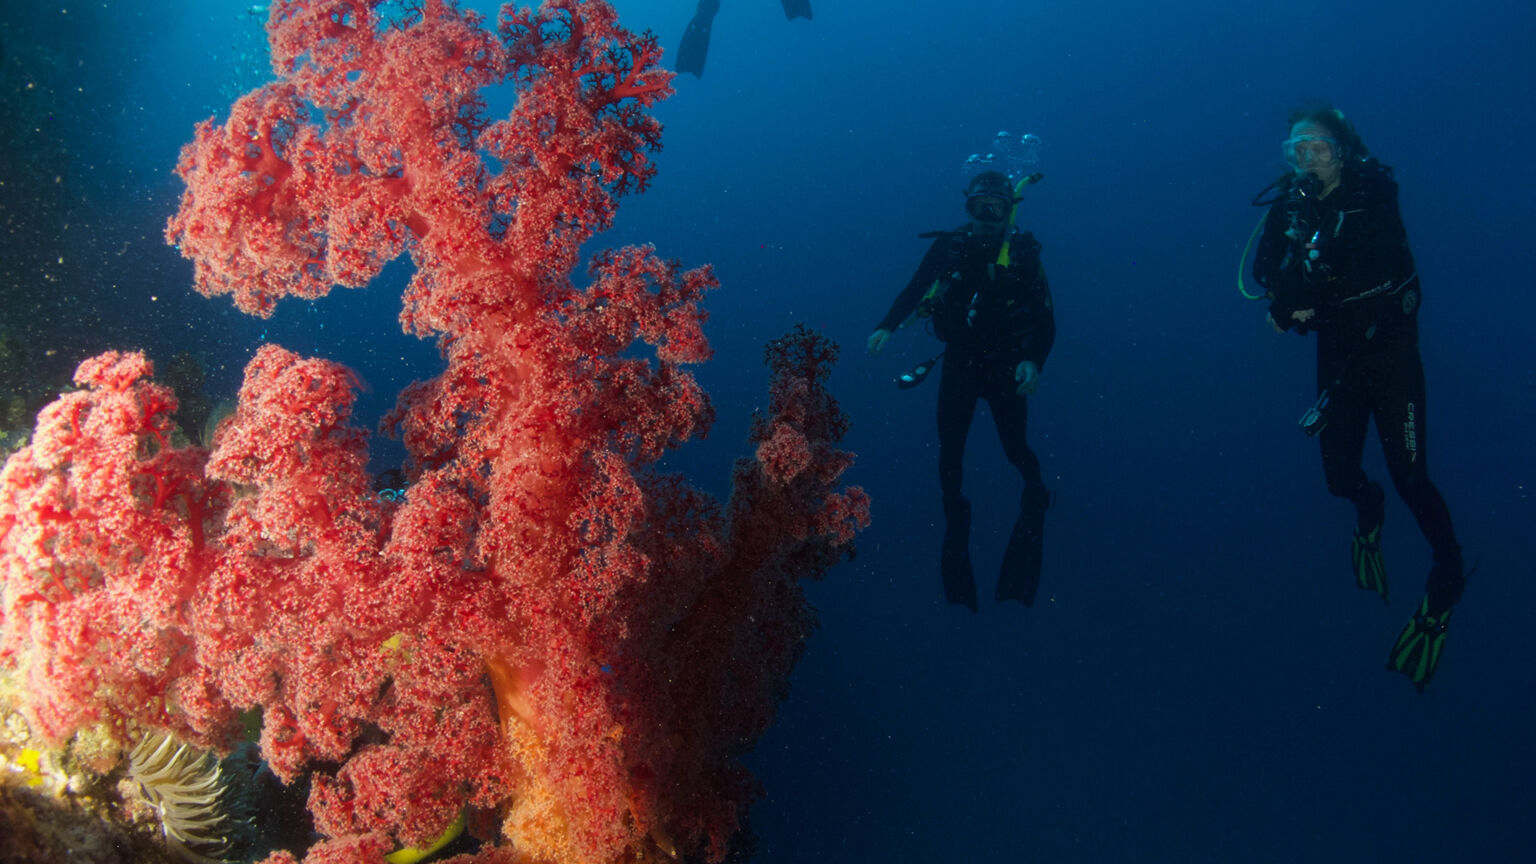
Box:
[1254,158,1463,610]
[877,224,1056,608]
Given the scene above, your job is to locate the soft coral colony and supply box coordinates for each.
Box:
[0,0,869,861]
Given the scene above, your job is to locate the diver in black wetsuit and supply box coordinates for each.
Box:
[1252,104,1465,692]
[675,1,812,78]
[868,171,1056,612]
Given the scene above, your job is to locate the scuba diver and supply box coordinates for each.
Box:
[1249,105,1466,692]
[868,170,1056,612]
[675,1,812,78]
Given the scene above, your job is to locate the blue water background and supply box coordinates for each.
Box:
[3,1,1534,861]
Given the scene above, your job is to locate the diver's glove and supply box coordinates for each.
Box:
[867,328,891,354]
[1386,595,1452,693]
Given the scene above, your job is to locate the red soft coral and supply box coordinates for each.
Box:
[3,3,867,863]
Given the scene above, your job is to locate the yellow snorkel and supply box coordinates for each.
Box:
[997,172,1043,267]
[385,813,467,863]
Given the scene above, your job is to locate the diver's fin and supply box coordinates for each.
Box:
[1387,595,1452,692]
[996,485,1051,606]
[943,551,977,612]
[781,0,813,20]
[675,0,721,78]
[942,496,977,612]
[1351,481,1387,603]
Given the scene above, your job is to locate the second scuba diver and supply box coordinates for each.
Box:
[1251,105,1466,692]
[868,170,1056,612]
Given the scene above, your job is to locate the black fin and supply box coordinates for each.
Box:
[997,486,1051,605]
[782,0,814,20]
[675,0,721,78]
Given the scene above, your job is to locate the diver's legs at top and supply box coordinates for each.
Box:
[781,0,814,20]
[1370,348,1464,613]
[674,0,721,78]
[936,359,980,611]
[986,381,1050,604]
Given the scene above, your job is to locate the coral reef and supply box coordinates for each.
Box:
[0,3,869,863]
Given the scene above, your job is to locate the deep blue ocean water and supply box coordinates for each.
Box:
[3,1,1534,861]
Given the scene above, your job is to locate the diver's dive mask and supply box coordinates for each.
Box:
[965,191,1014,223]
[1283,134,1339,169]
